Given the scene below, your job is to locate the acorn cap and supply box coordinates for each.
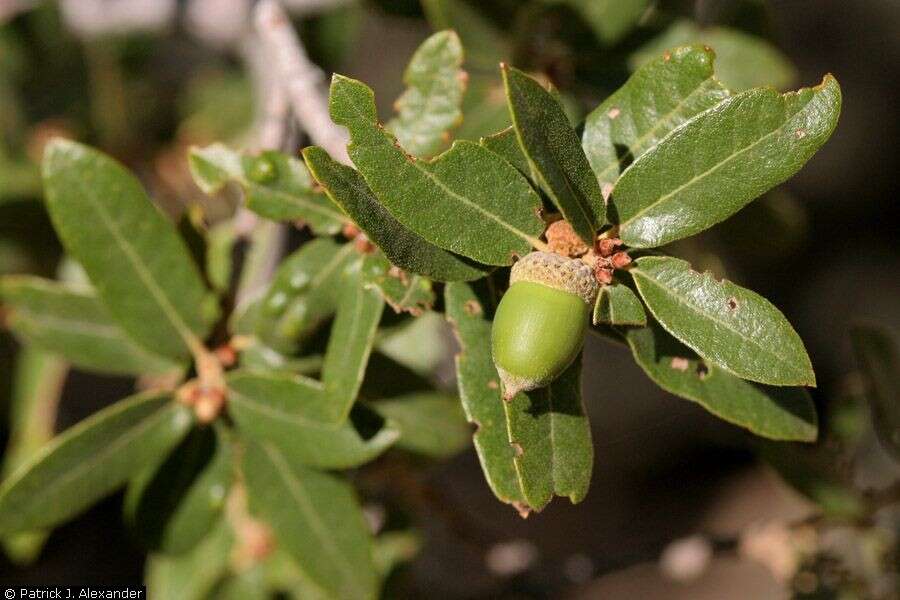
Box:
[510,251,598,305]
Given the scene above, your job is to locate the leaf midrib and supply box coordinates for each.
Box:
[632,267,804,379]
[262,445,368,599]
[2,398,176,522]
[618,93,813,230]
[593,77,723,181]
[342,99,543,254]
[68,170,201,353]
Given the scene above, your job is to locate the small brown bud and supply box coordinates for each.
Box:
[354,233,376,254]
[610,252,632,269]
[342,222,361,239]
[594,267,613,285]
[596,237,622,258]
[194,387,226,424]
[214,344,238,368]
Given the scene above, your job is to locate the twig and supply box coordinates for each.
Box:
[58,0,176,38]
[253,0,350,164]
[280,0,354,17]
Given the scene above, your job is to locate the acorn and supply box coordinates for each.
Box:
[492,252,599,399]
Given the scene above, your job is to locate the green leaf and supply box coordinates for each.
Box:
[386,30,465,158]
[372,531,422,577]
[206,221,237,294]
[623,320,817,441]
[1,349,67,564]
[582,46,729,192]
[593,281,646,326]
[243,441,379,600]
[371,392,470,458]
[612,76,841,248]
[504,358,593,511]
[189,144,345,235]
[361,253,435,316]
[215,568,269,600]
[542,0,649,44]
[502,66,604,243]
[421,0,509,71]
[480,127,537,185]
[146,518,233,600]
[125,425,232,555]
[227,372,399,469]
[42,140,216,360]
[445,282,525,506]
[320,258,385,423]
[631,256,815,386]
[0,275,181,375]
[329,74,545,266]
[254,239,354,354]
[303,146,486,282]
[850,325,900,461]
[375,311,449,376]
[0,392,193,536]
[630,21,797,92]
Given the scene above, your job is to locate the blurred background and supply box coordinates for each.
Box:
[0,0,898,598]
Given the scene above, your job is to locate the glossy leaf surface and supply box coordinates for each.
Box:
[624,320,817,441]
[613,77,841,248]
[582,46,729,191]
[255,239,353,354]
[631,256,815,386]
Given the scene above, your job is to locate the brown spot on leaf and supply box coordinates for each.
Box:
[696,363,709,380]
[607,107,621,120]
[670,357,690,371]
[663,51,672,61]
[511,441,524,458]
[727,297,739,311]
[795,129,806,139]
[487,379,499,390]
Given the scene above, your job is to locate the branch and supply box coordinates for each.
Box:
[58,0,176,38]
[253,0,350,164]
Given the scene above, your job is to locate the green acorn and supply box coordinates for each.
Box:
[492,251,598,399]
